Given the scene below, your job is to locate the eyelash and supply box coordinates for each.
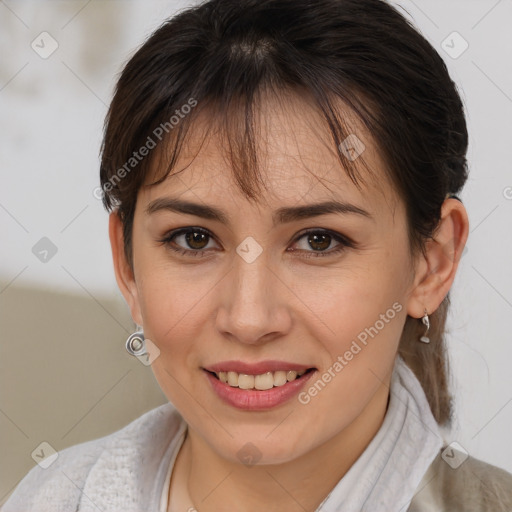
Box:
[157,227,354,259]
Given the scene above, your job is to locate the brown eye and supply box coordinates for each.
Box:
[288,229,354,258]
[183,230,209,250]
[159,227,219,257]
[306,233,332,251]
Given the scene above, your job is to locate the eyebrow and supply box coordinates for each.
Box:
[146,197,373,225]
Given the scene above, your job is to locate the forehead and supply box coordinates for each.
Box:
[145,91,399,217]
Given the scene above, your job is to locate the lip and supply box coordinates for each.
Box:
[203,367,317,411]
[203,360,313,375]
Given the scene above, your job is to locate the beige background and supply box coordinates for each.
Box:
[0,285,168,504]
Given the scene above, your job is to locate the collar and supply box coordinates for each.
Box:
[315,355,444,511]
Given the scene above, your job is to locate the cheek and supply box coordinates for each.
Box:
[137,268,211,406]
[295,272,405,425]
[136,264,215,356]
[293,259,405,346]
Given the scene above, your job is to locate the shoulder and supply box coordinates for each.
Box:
[0,431,108,511]
[1,402,182,512]
[409,446,512,511]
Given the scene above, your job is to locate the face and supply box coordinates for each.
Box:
[115,93,419,465]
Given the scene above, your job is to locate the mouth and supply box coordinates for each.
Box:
[203,368,316,391]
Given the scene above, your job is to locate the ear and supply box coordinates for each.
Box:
[109,211,143,326]
[406,198,469,318]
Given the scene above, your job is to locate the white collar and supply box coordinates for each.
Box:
[315,355,444,511]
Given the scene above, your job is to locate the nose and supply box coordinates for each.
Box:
[215,251,292,345]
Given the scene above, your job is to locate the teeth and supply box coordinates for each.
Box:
[287,370,297,382]
[215,369,307,390]
[238,374,255,390]
[273,370,287,387]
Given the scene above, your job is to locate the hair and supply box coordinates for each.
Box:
[99,0,469,426]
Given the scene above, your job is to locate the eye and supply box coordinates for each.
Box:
[288,229,353,258]
[158,227,219,257]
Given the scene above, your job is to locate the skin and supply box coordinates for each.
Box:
[109,92,469,512]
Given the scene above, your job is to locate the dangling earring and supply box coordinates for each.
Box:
[419,308,430,343]
[126,330,146,356]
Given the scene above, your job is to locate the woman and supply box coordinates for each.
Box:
[3,0,511,510]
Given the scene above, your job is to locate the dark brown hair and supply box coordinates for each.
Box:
[100,0,469,426]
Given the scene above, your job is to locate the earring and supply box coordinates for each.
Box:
[126,331,146,356]
[419,308,430,343]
